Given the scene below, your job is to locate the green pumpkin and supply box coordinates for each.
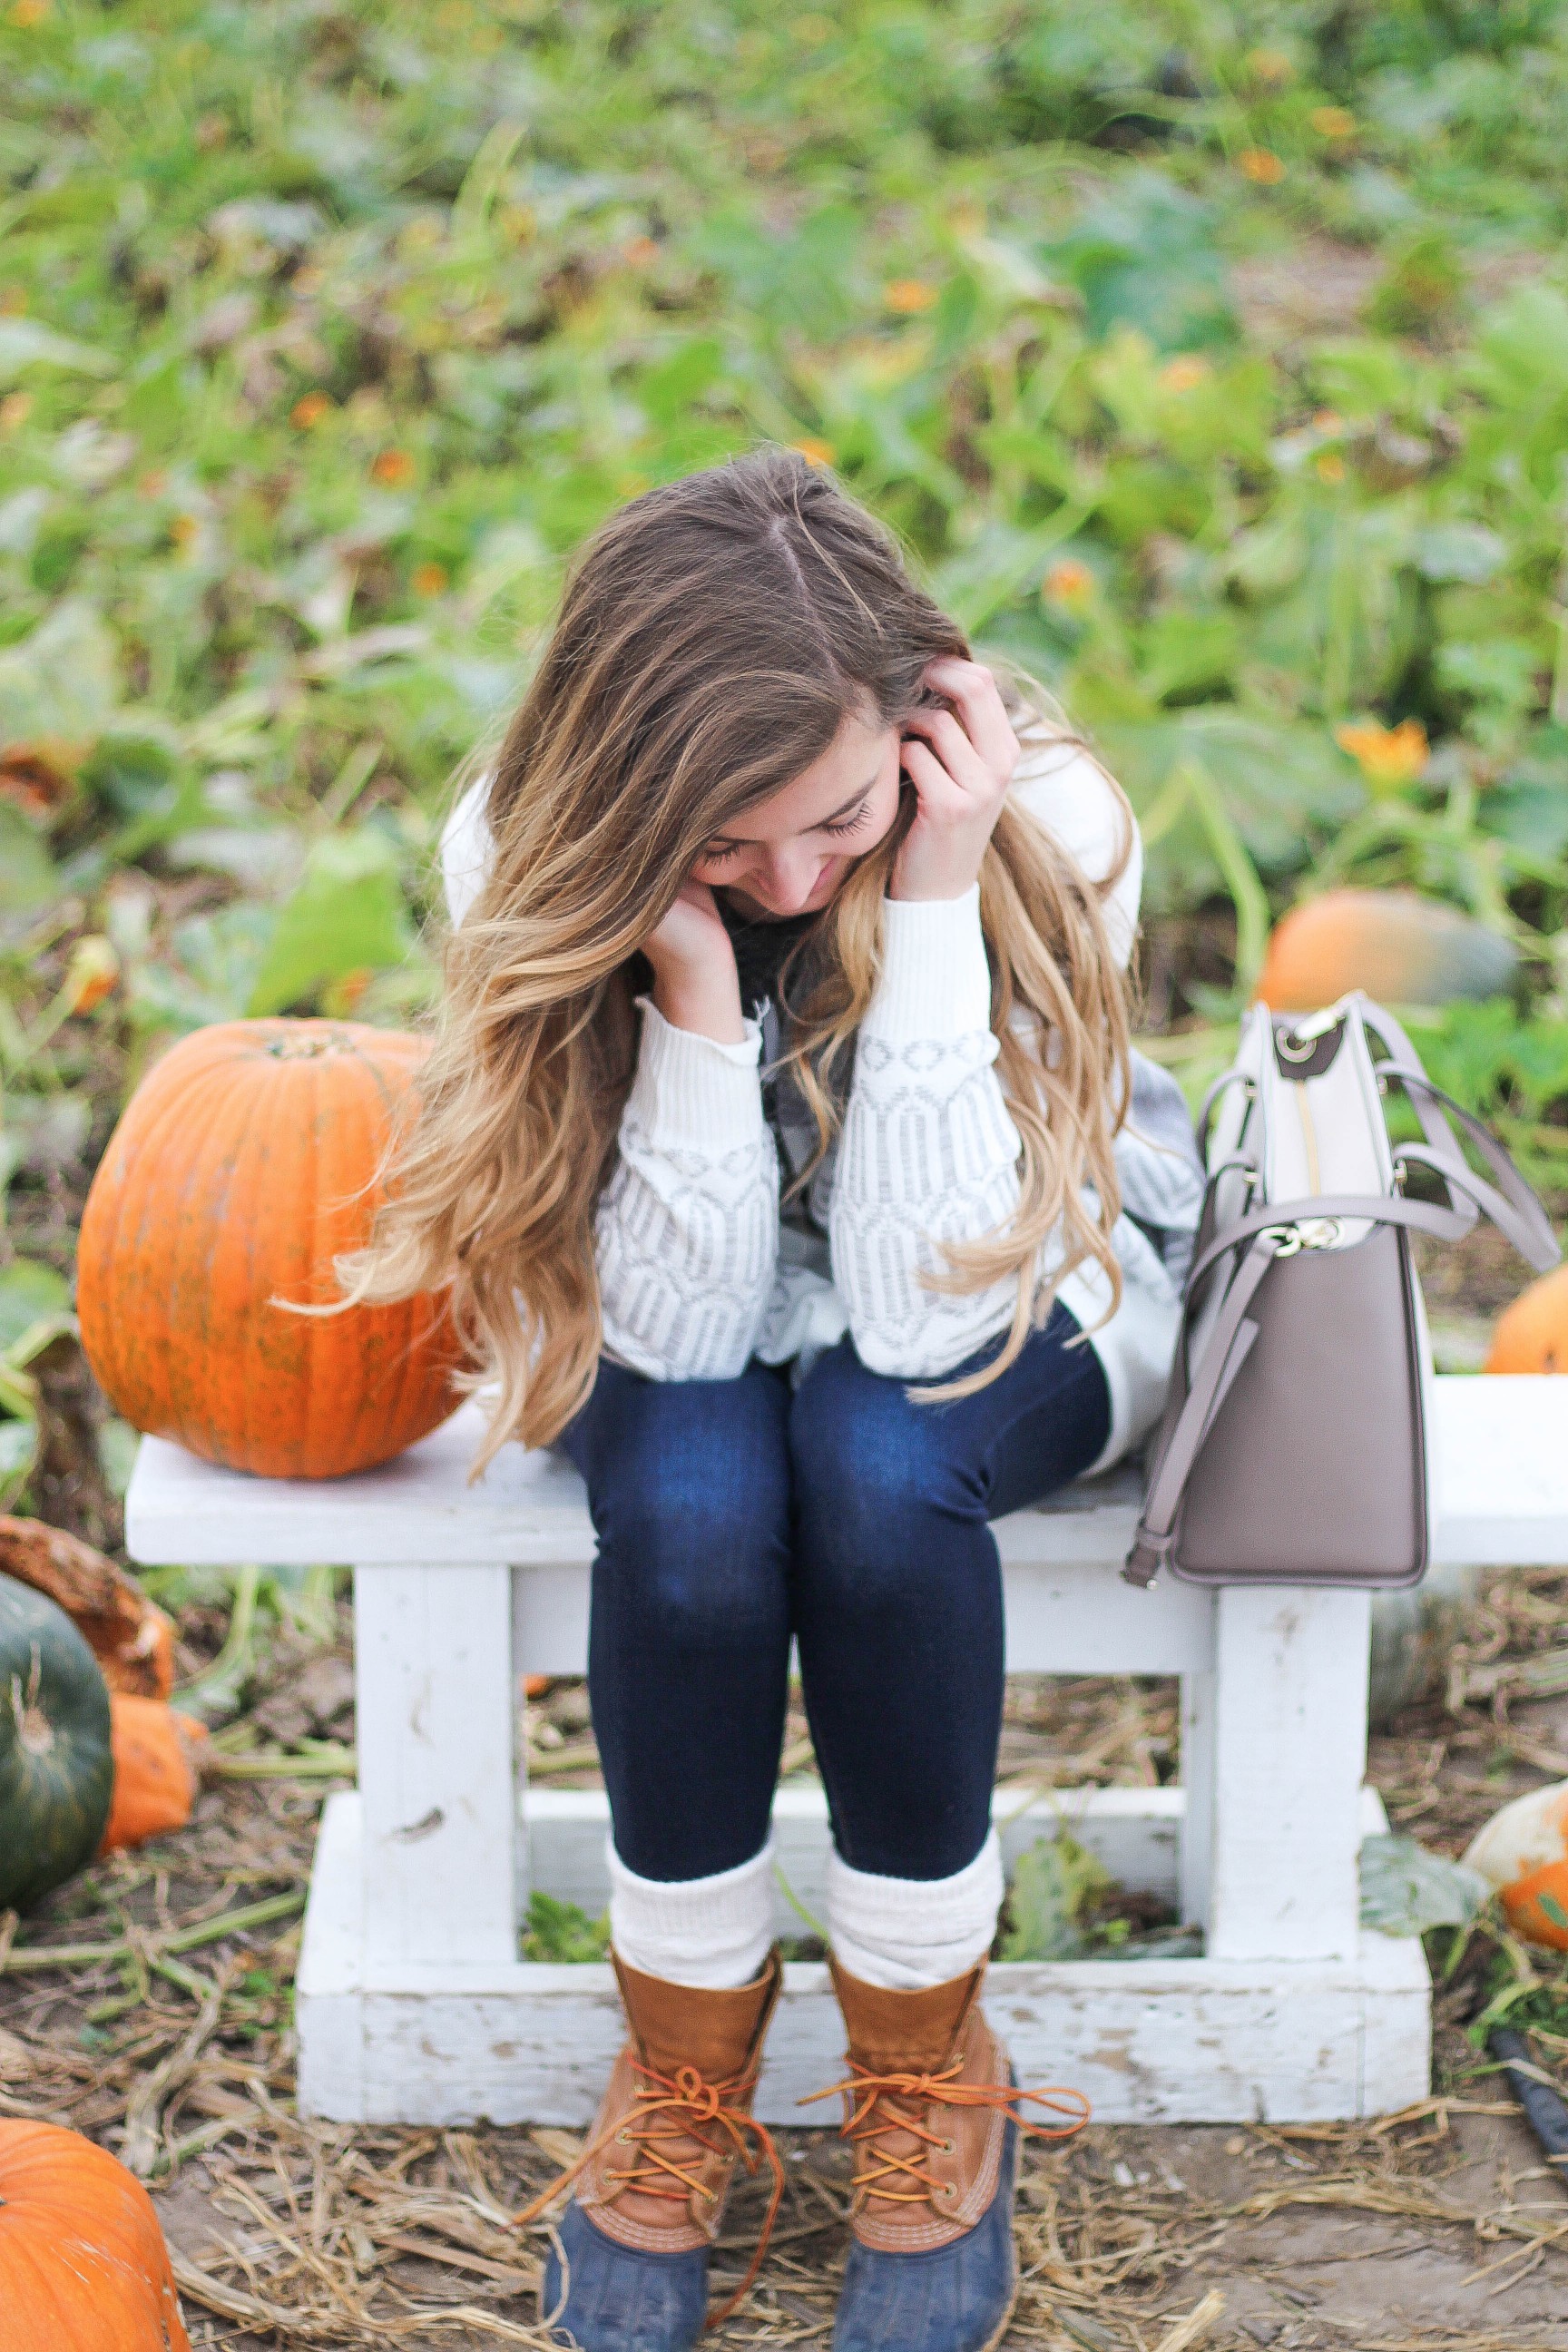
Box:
[0,1575,113,1911]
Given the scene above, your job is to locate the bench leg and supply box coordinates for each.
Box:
[1179,1660,1216,1936]
[1202,1584,1370,1962]
[354,1563,523,1969]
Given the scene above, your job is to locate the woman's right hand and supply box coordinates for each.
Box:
[642,881,746,1044]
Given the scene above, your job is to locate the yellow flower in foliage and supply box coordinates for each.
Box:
[64,936,120,1016]
[1315,451,1346,483]
[885,279,938,315]
[1043,558,1095,612]
[1159,355,1211,394]
[1239,148,1287,185]
[0,391,32,433]
[1310,106,1356,140]
[1336,718,1429,790]
[290,390,332,430]
[169,513,200,550]
[9,0,51,25]
[411,561,449,597]
[791,437,836,467]
[1244,47,1293,87]
[370,447,416,487]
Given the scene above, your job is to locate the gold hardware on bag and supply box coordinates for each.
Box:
[1259,1217,1345,1259]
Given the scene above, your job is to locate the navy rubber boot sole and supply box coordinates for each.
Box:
[542,2200,710,2352]
[831,2112,1020,2352]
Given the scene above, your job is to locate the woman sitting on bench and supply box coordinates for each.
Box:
[348,448,1201,2352]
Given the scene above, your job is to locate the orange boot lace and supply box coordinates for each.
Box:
[514,2054,785,2328]
[800,2057,1089,2209]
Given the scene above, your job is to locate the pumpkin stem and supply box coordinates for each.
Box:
[10,1645,55,1757]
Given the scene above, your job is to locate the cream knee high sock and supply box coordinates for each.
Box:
[607,1838,776,1990]
[826,1832,1004,1991]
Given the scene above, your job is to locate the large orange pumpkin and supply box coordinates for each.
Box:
[1255,887,1516,1012]
[0,2121,192,2350]
[1485,1262,1568,1375]
[78,1020,465,1478]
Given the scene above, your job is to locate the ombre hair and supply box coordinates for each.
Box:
[343,448,1134,1466]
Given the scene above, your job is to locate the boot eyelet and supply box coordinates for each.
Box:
[938,2180,956,2198]
[941,2139,956,2155]
[616,2129,632,2144]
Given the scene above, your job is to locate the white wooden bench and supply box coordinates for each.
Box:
[124,1375,1568,2127]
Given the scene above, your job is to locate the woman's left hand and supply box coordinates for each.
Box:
[890,658,1020,903]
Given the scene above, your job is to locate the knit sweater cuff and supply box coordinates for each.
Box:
[864,887,993,1044]
[627,997,764,1152]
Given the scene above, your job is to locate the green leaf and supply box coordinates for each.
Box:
[997,1833,1112,1962]
[521,1890,611,1964]
[1359,1833,1489,1938]
[246,831,415,1019]
[0,318,115,385]
[0,601,121,762]
[0,806,58,916]
[0,1259,70,1356]
[0,1415,36,1503]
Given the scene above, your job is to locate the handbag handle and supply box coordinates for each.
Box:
[1357,999,1559,1273]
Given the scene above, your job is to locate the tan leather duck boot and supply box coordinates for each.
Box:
[519,1947,783,2352]
[805,1955,1088,2352]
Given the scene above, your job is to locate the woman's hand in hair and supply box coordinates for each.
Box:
[891,658,1020,903]
[642,881,747,1044]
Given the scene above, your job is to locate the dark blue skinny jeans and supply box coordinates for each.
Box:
[559,1306,1111,1887]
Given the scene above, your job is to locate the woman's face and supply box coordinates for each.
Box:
[688,708,904,920]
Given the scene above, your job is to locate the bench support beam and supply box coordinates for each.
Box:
[355,1563,523,1970]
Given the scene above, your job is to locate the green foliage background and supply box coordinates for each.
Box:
[5,0,1568,1497]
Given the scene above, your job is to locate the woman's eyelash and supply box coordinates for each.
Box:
[701,799,871,861]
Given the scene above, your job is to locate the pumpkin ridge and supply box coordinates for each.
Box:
[325,1050,382,1475]
[169,1060,266,1465]
[85,1055,251,1449]
[209,1054,289,1472]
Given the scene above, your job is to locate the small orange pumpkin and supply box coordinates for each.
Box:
[1463,1782,1568,1951]
[78,1019,466,1479]
[99,1696,210,1856]
[1255,887,1516,1012]
[0,2120,192,2350]
[1485,1263,1568,1375]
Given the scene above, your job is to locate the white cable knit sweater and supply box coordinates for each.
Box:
[441,740,1203,1468]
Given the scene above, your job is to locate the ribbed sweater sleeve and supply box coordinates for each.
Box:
[829,888,1027,1378]
[595,1000,780,1381]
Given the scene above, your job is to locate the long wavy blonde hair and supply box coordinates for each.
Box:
[345,449,1134,1469]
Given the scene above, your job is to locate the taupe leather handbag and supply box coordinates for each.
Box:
[1124,993,1561,1592]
